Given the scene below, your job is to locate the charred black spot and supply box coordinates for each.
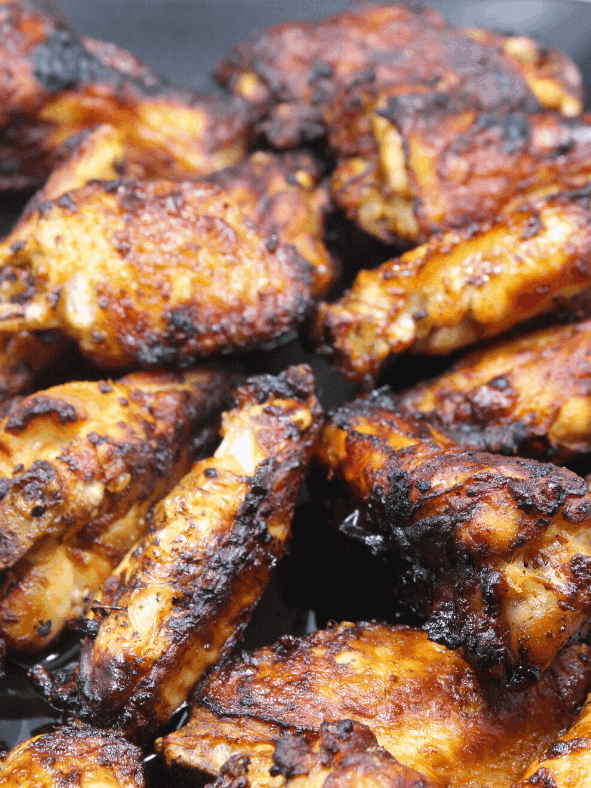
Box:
[271,733,311,778]
[6,396,79,433]
[501,112,530,152]
[204,468,218,479]
[541,737,590,760]
[168,308,196,340]
[37,619,52,638]
[31,505,45,518]
[570,554,591,585]
[308,59,335,82]
[58,193,78,212]
[526,767,558,787]
[98,382,113,394]
[521,213,543,240]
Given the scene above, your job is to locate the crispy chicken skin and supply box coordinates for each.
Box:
[215,3,582,148]
[330,103,591,244]
[211,720,439,788]
[395,318,591,463]
[70,366,322,740]
[0,367,231,651]
[204,151,336,297]
[314,391,591,677]
[0,0,251,191]
[0,178,313,368]
[314,185,591,384]
[0,725,144,787]
[514,693,591,787]
[158,622,591,788]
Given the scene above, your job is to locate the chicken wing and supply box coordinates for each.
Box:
[0,725,144,787]
[0,330,66,404]
[54,366,324,740]
[514,693,591,787]
[314,391,591,678]
[395,317,591,463]
[0,367,231,651]
[213,720,438,788]
[330,102,591,244]
[0,0,251,191]
[204,151,336,297]
[314,185,591,384]
[158,622,591,788]
[215,3,582,148]
[0,177,313,368]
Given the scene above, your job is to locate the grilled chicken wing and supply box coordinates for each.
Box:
[0,330,66,404]
[212,720,439,788]
[0,367,231,651]
[315,185,591,384]
[314,390,591,677]
[0,725,144,787]
[215,3,581,148]
[204,151,336,297]
[158,622,591,788]
[514,693,591,787]
[0,177,313,368]
[60,366,323,740]
[330,102,591,244]
[0,0,251,191]
[395,317,591,462]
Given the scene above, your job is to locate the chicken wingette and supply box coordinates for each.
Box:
[50,366,324,740]
[0,367,231,651]
[314,390,591,678]
[0,176,313,368]
[315,185,591,384]
[215,2,582,148]
[330,103,591,244]
[513,693,591,787]
[395,317,591,462]
[158,622,591,788]
[0,0,251,190]
[0,725,144,788]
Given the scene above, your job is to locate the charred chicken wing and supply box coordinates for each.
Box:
[0,725,144,788]
[0,177,313,368]
[395,317,591,462]
[215,3,582,148]
[66,366,322,740]
[158,622,591,788]
[0,0,251,191]
[314,391,591,677]
[315,185,591,384]
[0,367,231,651]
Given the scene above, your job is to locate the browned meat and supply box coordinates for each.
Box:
[0,0,251,191]
[216,3,582,148]
[0,367,231,651]
[158,622,591,788]
[314,391,591,678]
[314,186,591,384]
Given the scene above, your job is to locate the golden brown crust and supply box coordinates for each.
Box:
[215,2,582,148]
[314,186,591,384]
[0,725,145,787]
[395,317,591,462]
[314,392,591,677]
[0,367,232,651]
[159,622,591,788]
[68,366,323,740]
[0,178,313,367]
[514,693,591,788]
[205,151,336,297]
[0,0,251,190]
[330,105,591,244]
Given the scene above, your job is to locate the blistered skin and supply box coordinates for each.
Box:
[215,2,582,148]
[0,725,144,787]
[205,151,336,297]
[0,0,251,191]
[315,186,591,384]
[0,367,231,651]
[396,318,591,463]
[158,623,591,788]
[514,693,591,787]
[330,102,591,244]
[314,392,591,677]
[0,178,312,368]
[73,366,322,741]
